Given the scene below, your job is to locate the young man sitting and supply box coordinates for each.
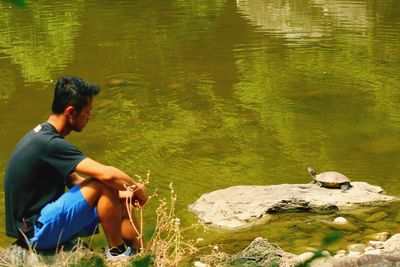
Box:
[4,76,148,259]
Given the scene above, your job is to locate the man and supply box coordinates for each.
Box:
[4,76,147,259]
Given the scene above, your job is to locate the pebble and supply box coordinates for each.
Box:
[305,247,318,252]
[333,251,346,259]
[372,232,390,242]
[369,240,384,249]
[348,251,361,257]
[297,252,315,263]
[333,216,348,224]
[347,244,367,253]
[330,217,357,231]
[333,254,345,260]
[321,250,330,257]
[193,261,207,267]
[364,246,375,252]
[335,250,347,255]
[309,255,334,267]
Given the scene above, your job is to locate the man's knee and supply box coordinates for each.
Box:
[79,178,119,208]
[80,177,104,190]
[80,178,103,196]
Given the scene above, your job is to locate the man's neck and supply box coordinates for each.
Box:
[47,114,72,137]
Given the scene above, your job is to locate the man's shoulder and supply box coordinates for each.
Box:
[13,123,60,153]
[24,123,60,143]
[11,122,83,162]
[46,135,76,151]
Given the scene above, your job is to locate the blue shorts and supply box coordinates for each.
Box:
[29,185,99,250]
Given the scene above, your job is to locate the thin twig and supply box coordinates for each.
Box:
[139,204,144,250]
[124,184,144,251]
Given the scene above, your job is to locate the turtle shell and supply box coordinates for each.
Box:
[315,171,351,187]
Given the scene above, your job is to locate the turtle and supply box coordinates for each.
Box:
[307,167,352,192]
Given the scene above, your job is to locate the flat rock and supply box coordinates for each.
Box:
[189,182,396,228]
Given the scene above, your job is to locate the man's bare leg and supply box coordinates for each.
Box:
[79,178,125,247]
[120,201,141,248]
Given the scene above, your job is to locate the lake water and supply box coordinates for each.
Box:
[1,0,400,256]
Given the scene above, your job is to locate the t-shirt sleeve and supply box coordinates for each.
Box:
[43,137,86,178]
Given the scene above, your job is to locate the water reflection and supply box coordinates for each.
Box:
[0,66,16,103]
[236,0,368,44]
[0,1,84,83]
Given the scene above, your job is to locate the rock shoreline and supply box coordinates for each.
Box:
[199,233,400,267]
[297,232,400,267]
[189,182,397,228]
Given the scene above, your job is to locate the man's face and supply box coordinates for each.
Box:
[71,97,92,132]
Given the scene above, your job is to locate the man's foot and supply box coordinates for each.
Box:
[104,246,134,260]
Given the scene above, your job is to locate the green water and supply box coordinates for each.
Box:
[1,0,400,256]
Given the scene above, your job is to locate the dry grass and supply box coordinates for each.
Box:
[0,240,106,267]
[145,182,201,266]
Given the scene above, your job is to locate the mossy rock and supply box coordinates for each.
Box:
[228,238,282,267]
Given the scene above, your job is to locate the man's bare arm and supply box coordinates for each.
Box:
[75,157,148,206]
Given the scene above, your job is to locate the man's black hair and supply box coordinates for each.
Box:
[51,76,100,114]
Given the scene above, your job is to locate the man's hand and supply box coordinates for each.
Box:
[118,183,148,207]
[133,183,148,207]
[119,190,134,199]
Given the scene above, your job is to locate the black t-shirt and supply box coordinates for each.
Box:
[4,122,86,238]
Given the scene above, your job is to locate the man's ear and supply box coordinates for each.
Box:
[64,106,76,117]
